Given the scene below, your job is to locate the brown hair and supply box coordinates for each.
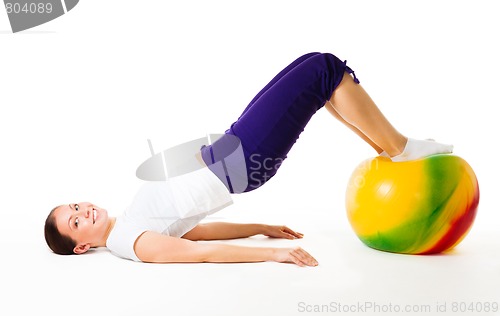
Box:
[44,205,76,255]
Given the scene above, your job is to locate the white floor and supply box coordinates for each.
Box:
[3,191,499,316]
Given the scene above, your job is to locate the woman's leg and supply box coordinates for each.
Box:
[327,73,453,161]
[242,55,395,156]
[327,72,406,156]
[202,52,349,192]
[202,52,453,193]
[324,102,384,154]
[239,53,390,156]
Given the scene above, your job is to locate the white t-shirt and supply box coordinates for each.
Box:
[106,167,233,261]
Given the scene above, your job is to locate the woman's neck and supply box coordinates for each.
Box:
[96,217,117,248]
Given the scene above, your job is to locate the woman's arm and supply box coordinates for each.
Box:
[181,222,304,241]
[134,231,318,266]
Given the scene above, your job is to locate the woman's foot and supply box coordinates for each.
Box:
[390,138,453,162]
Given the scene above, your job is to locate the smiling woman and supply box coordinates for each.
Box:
[44,52,452,266]
[45,203,115,255]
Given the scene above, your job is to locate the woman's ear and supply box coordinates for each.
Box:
[73,243,91,255]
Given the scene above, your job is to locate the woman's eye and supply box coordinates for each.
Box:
[75,217,79,227]
[75,204,79,211]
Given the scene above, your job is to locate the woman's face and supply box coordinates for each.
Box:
[53,202,110,254]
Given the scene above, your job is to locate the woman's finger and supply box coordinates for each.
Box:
[281,229,297,239]
[291,247,318,266]
[298,248,318,265]
[289,251,306,267]
[282,226,304,238]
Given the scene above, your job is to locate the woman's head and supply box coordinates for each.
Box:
[44,205,76,255]
[44,202,111,255]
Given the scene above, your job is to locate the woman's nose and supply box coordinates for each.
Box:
[85,205,94,217]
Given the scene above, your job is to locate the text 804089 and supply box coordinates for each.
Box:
[5,2,53,14]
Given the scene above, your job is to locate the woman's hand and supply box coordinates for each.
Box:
[262,225,304,240]
[273,247,318,267]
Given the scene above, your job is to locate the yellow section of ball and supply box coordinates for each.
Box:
[345,157,427,236]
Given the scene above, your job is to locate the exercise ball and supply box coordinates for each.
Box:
[345,154,479,254]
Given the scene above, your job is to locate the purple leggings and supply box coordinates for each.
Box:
[201,52,360,193]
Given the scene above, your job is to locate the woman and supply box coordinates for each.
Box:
[44,52,452,266]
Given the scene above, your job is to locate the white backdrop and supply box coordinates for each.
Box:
[1,1,499,315]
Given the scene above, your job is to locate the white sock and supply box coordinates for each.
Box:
[390,138,453,162]
[379,151,390,157]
